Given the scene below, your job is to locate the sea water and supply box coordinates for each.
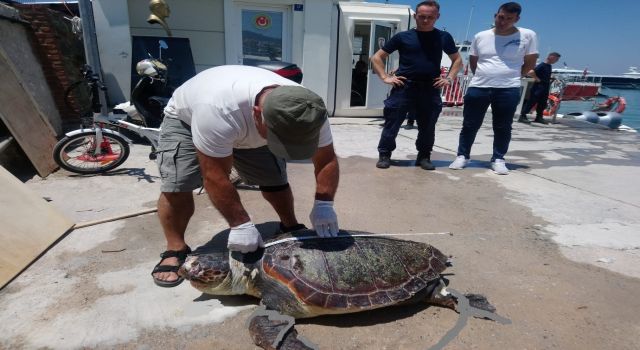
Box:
[557,88,640,131]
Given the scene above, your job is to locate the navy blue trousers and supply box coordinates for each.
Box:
[456,87,521,162]
[521,84,550,118]
[377,81,442,157]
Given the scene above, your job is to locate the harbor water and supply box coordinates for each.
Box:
[557,88,640,131]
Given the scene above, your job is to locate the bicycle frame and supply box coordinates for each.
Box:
[65,112,161,154]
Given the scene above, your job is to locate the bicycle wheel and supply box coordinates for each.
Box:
[53,131,130,174]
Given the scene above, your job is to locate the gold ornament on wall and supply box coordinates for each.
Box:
[147,0,172,37]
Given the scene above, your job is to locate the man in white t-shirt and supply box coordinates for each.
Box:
[151,65,340,288]
[449,2,538,175]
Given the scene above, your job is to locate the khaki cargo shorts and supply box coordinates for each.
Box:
[157,117,287,192]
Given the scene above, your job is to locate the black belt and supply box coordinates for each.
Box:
[403,79,437,89]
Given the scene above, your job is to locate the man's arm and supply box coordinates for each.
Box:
[196,151,250,226]
[522,54,538,78]
[525,68,537,80]
[311,143,339,201]
[370,49,405,87]
[309,143,339,237]
[434,52,462,88]
[469,55,479,75]
[526,62,545,82]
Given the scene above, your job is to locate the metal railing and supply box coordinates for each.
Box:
[441,75,472,106]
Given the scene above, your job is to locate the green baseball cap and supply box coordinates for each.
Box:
[262,86,328,160]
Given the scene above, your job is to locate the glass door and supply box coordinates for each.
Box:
[366,22,394,108]
[350,22,371,107]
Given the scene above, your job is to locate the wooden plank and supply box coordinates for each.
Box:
[0,46,59,177]
[0,166,73,289]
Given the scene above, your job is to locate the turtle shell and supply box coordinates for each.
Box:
[261,230,448,312]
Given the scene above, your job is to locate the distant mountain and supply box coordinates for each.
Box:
[242,30,280,45]
[243,30,281,59]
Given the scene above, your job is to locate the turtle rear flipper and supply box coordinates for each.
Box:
[247,306,317,350]
[424,279,498,316]
[464,293,496,313]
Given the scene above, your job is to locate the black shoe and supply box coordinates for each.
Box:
[418,158,435,170]
[415,152,435,170]
[517,116,531,124]
[533,117,548,125]
[404,122,415,130]
[376,155,391,169]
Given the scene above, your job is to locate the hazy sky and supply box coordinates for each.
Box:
[371,0,639,75]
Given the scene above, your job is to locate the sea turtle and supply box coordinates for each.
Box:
[179,229,502,349]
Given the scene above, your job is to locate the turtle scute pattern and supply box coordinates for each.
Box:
[261,234,448,311]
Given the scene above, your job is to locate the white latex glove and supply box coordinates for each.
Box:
[227,221,265,253]
[309,200,339,237]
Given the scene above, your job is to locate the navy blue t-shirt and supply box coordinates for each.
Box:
[382,28,457,81]
[534,62,552,87]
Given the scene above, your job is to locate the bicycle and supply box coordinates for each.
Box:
[53,60,243,183]
[53,64,164,174]
[54,44,303,179]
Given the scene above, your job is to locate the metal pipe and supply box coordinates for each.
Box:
[77,0,108,115]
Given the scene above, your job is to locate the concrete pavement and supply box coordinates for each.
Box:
[332,112,640,279]
[1,110,639,349]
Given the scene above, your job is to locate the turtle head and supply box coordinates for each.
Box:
[179,253,230,291]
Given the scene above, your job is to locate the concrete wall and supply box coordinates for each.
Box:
[300,0,335,103]
[92,0,132,104]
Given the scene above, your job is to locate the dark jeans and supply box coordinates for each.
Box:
[456,87,521,162]
[521,84,550,118]
[377,81,442,156]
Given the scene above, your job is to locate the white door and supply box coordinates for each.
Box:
[233,4,292,63]
[366,21,394,108]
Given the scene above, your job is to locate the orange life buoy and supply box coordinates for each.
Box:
[617,97,627,113]
[593,96,627,114]
[542,95,561,116]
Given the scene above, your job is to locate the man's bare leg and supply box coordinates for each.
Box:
[261,186,298,228]
[153,191,194,283]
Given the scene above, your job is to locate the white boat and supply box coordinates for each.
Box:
[622,66,640,78]
[599,67,640,90]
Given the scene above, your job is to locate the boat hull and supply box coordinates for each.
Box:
[561,83,601,100]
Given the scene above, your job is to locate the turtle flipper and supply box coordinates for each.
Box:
[464,293,496,313]
[423,278,457,310]
[247,306,317,350]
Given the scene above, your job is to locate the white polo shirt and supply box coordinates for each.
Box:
[163,65,333,158]
[469,28,538,88]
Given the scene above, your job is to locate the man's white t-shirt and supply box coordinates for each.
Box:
[469,28,538,88]
[163,65,333,158]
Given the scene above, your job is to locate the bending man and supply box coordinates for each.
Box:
[151,65,340,287]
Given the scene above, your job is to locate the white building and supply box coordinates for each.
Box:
[91,0,415,117]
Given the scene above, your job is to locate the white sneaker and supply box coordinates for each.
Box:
[491,159,509,175]
[449,155,469,170]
